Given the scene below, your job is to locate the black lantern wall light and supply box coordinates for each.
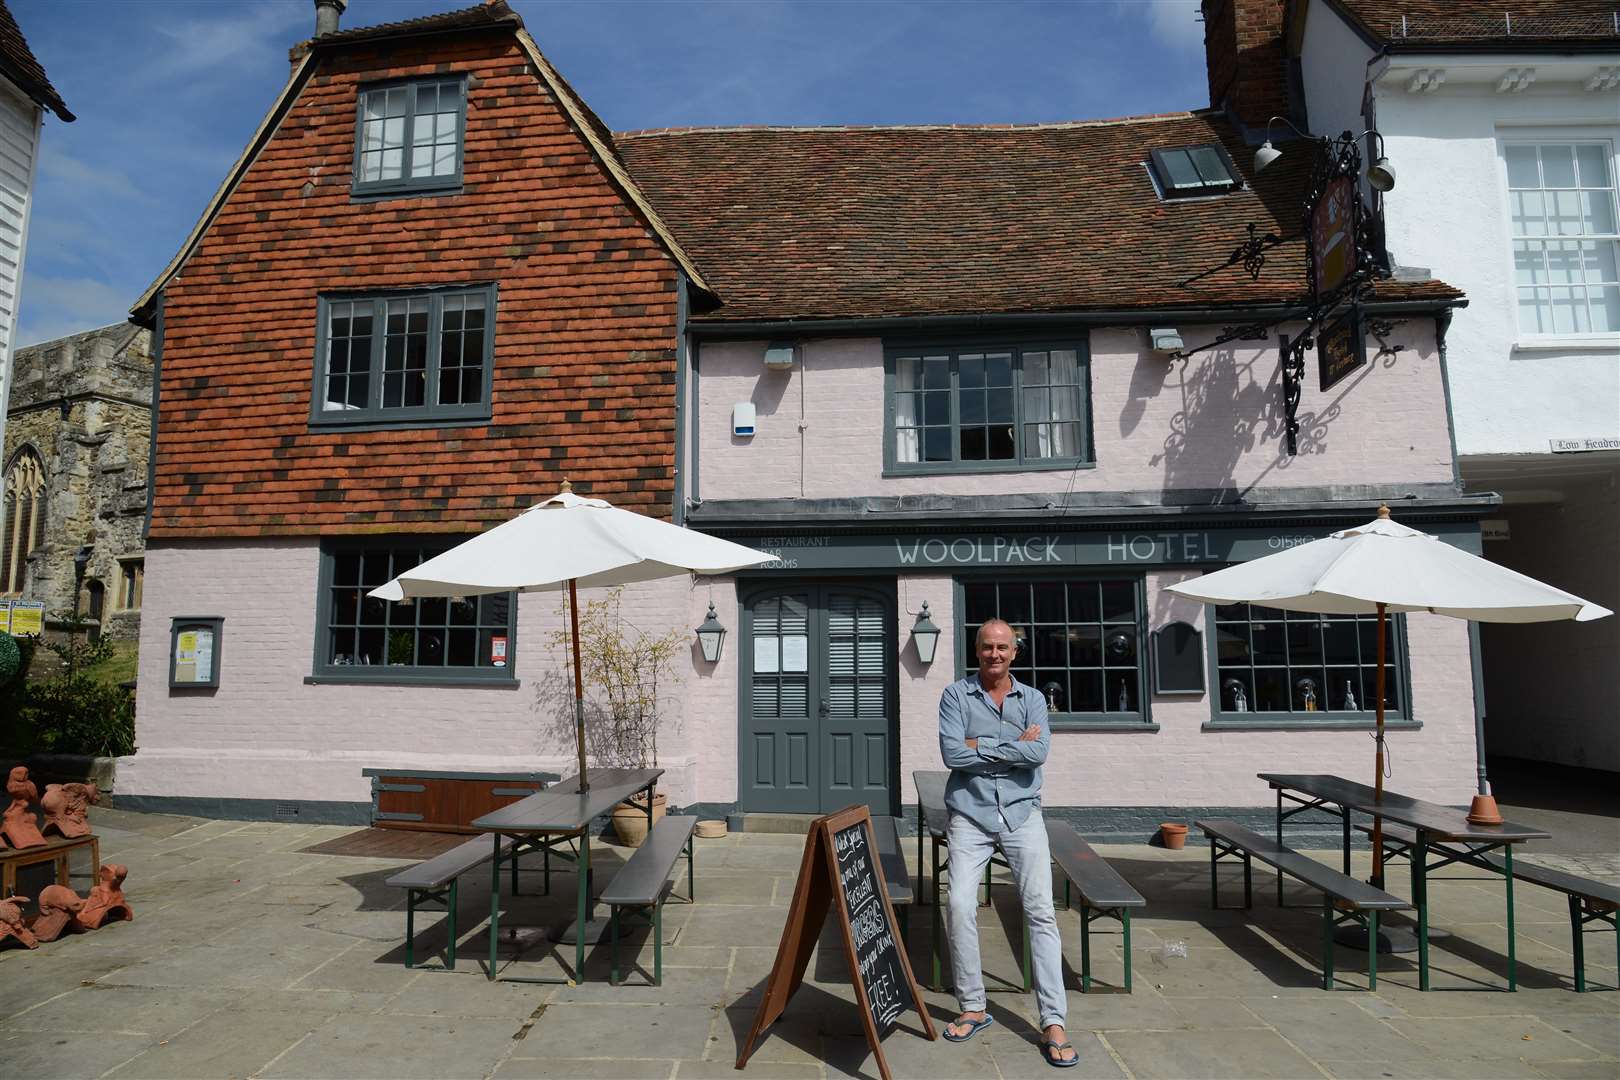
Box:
[1175,121,1402,456]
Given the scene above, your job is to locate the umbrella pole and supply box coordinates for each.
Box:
[1372,601,1386,888]
[570,579,589,793]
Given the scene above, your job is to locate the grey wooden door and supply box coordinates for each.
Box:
[740,583,896,816]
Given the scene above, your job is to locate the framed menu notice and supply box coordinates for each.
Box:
[170,617,223,689]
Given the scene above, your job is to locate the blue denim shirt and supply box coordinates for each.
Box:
[938,673,1050,834]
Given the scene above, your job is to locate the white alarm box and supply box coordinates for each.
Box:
[732,402,756,437]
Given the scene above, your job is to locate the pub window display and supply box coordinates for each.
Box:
[959,578,1146,725]
[1213,603,1404,718]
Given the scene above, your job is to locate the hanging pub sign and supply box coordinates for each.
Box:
[736,805,933,1080]
[1317,307,1366,392]
[1311,175,1358,301]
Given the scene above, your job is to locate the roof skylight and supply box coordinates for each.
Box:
[1150,145,1240,198]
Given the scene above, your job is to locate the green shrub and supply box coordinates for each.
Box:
[0,632,35,751]
[4,617,136,758]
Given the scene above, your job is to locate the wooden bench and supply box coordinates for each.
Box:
[385,834,517,969]
[871,815,913,937]
[600,815,697,986]
[1197,819,1409,990]
[1,834,100,898]
[1359,820,1619,992]
[1047,821,1146,992]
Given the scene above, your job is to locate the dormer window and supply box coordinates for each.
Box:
[352,76,466,197]
[1150,145,1240,199]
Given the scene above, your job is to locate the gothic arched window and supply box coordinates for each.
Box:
[3,449,47,596]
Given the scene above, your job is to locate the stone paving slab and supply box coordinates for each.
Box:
[0,809,1614,1079]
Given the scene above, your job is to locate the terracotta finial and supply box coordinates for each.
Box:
[1,767,45,849]
[42,782,99,839]
[0,895,37,949]
[75,864,133,930]
[31,884,84,942]
[1377,504,1391,519]
[560,478,573,493]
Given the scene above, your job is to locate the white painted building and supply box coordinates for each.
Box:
[1287,0,1620,773]
[0,0,74,524]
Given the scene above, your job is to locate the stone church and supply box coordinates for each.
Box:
[3,323,152,642]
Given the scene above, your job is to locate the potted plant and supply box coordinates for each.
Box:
[550,589,685,846]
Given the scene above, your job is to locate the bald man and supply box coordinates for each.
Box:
[937,618,1075,1067]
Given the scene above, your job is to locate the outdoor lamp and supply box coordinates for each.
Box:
[910,601,941,665]
[695,601,726,663]
[1253,140,1284,173]
[1367,155,1396,192]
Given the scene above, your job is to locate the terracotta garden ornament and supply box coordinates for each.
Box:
[75,864,133,929]
[1,766,45,849]
[41,782,99,838]
[0,894,38,948]
[30,884,84,942]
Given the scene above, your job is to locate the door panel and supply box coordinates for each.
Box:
[740,583,896,816]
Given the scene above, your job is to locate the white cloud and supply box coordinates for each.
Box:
[1129,0,1205,54]
[137,1,308,85]
[39,145,155,204]
[15,275,137,348]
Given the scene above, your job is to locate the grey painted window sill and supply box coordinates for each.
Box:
[304,674,520,689]
[1051,722,1160,734]
[1202,718,1420,732]
[883,459,1096,478]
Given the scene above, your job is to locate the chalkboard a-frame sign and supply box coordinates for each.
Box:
[735,805,935,1080]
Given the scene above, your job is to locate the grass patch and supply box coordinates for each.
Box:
[81,639,139,686]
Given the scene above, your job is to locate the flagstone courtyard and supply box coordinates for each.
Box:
[1,806,1616,1079]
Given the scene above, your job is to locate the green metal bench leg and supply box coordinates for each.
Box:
[544,842,551,896]
[1322,895,1335,990]
[931,839,943,991]
[1568,895,1586,992]
[610,907,620,986]
[1209,838,1218,909]
[1063,878,1071,911]
[447,879,458,970]
[983,860,992,907]
[916,803,925,905]
[1504,844,1517,992]
[687,834,695,902]
[1122,907,1132,993]
[1414,830,1430,992]
[899,905,908,942]
[1367,910,1377,990]
[1341,812,1351,876]
[405,890,417,969]
[1243,852,1253,909]
[576,833,591,982]
[512,847,519,895]
[489,833,502,981]
[654,901,664,986]
[1276,788,1285,908]
[1079,902,1091,992]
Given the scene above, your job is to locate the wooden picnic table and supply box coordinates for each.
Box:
[471,766,663,983]
[1260,772,1551,991]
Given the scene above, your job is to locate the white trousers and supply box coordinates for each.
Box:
[946,807,1066,1029]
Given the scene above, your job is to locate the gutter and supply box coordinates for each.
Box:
[687,297,1467,340]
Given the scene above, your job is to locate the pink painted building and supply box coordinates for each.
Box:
[119,2,1495,834]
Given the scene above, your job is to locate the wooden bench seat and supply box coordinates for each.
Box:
[385,834,517,969]
[1357,820,1619,992]
[1047,821,1146,992]
[602,815,697,986]
[1197,819,1409,990]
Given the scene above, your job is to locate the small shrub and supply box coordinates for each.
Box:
[8,615,136,758]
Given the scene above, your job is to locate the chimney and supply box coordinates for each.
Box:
[1200,0,1288,130]
[314,0,347,37]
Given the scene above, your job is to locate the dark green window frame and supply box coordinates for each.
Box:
[309,283,496,430]
[1204,602,1417,730]
[883,338,1094,475]
[955,574,1154,732]
[310,539,517,686]
[351,76,467,197]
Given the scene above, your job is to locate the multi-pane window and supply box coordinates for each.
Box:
[889,343,1089,471]
[1506,142,1619,335]
[960,578,1145,724]
[117,559,144,611]
[317,542,515,682]
[1149,144,1240,199]
[1212,603,1403,719]
[312,284,495,427]
[353,78,465,195]
[2,449,46,596]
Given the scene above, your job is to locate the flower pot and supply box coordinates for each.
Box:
[610,792,667,847]
[1158,823,1188,850]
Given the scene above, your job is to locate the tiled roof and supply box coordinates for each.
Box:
[0,0,71,121]
[1332,1,1620,47]
[291,0,521,57]
[615,112,1462,322]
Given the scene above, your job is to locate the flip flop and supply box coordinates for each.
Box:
[943,1014,994,1043]
[1040,1038,1080,1068]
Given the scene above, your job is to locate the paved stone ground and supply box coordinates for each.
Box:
[1,807,1616,1079]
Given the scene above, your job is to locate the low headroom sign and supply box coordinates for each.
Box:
[1317,307,1366,393]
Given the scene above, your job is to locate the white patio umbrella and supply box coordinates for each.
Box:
[370,481,775,791]
[1166,506,1610,884]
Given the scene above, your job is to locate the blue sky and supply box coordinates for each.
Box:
[13,0,1207,346]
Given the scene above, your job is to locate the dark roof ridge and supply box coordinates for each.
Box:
[290,0,521,59]
[0,0,72,121]
[615,110,1208,141]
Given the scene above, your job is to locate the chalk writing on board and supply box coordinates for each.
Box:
[835,821,905,1032]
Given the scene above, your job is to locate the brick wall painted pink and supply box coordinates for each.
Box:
[124,541,720,806]
[688,570,1479,809]
[696,324,1454,501]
